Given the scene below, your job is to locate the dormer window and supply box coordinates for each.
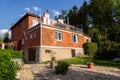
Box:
[32,19,38,26]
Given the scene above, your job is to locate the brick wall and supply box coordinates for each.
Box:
[42,27,85,48]
[23,27,41,49]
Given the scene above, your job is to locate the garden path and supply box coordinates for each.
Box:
[17,63,120,80]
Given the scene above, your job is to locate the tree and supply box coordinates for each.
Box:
[78,1,89,34]
[88,0,113,28]
[0,38,3,44]
[67,5,79,27]
[83,42,98,62]
[3,32,10,43]
[55,9,67,21]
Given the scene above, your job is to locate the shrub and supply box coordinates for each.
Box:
[55,61,70,75]
[0,48,22,80]
[95,41,120,60]
[0,49,23,59]
[83,42,98,62]
[0,52,17,80]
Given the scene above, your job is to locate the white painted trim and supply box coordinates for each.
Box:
[40,23,42,62]
[37,46,83,50]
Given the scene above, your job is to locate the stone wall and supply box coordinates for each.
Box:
[40,47,84,62]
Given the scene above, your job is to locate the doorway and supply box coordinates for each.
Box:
[28,48,36,61]
[71,49,76,57]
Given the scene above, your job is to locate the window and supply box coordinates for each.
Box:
[55,31,62,41]
[45,50,51,54]
[30,34,32,39]
[33,32,36,37]
[22,39,24,45]
[86,39,89,42]
[32,19,38,26]
[23,32,26,36]
[73,34,78,43]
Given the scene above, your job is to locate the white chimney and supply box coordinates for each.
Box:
[58,19,64,24]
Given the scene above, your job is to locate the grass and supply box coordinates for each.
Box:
[61,57,120,68]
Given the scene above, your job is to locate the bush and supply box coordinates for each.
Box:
[0,52,17,80]
[0,49,23,59]
[0,48,22,79]
[83,42,98,62]
[95,41,120,60]
[55,61,70,75]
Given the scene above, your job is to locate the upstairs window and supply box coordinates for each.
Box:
[73,34,78,43]
[32,19,38,26]
[23,32,26,36]
[55,31,62,41]
[33,32,36,37]
[30,34,32,39]
[22,39,24,45]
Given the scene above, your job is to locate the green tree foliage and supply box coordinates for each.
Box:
[0,49,22,79]
[88,0,113,28]
[3,32,10,43]
[67,5,79,27]
[83,42,98,62]
[0,49,17,80]
[56,10,67,19]
[78,1,89,34]
[0,38,3,44]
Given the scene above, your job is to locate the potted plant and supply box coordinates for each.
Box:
[83,42,98,69]
[87,53,94,69]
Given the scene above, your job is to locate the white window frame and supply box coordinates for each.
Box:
[22,39,24,45]
[30,34,32,39]
[73,34,78,43]
[55,31,62,41]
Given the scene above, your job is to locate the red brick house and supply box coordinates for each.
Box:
[11,11,91,63]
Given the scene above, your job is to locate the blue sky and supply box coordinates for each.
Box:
[0,0,88,37]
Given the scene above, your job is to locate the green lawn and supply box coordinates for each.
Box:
[61,57,120,68]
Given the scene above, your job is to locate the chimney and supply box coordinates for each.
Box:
[58,19,64,24]
[43,10,50,25]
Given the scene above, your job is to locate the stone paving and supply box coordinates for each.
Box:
[17,64,120,80]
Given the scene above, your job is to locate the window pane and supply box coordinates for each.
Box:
[59,32,61,40]
[73,34,78,43]
[55,31,62,40]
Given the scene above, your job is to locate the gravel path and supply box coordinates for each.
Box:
[17,64,120,80]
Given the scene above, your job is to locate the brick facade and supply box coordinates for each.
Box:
[11,12,91,63]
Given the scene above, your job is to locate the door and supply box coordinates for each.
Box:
[28,48,36,61]
[71,49,76,57]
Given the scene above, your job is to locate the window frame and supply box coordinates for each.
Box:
[72,34,78,43]
[32,19,38,26]
[55,31,62,41]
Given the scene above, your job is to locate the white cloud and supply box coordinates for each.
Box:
[52,10,60,16]
[0,29,11,38]
[24,7,30,12]
[0,29,8,34]
[33,7,40,12]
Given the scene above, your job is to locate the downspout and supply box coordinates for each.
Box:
[40,22,42,62]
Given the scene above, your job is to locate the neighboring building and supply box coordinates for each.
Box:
[11,11,91,63]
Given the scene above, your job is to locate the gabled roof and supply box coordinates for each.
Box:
[10,13,40,30]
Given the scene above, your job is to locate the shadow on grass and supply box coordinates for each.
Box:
[33,65,120,80]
